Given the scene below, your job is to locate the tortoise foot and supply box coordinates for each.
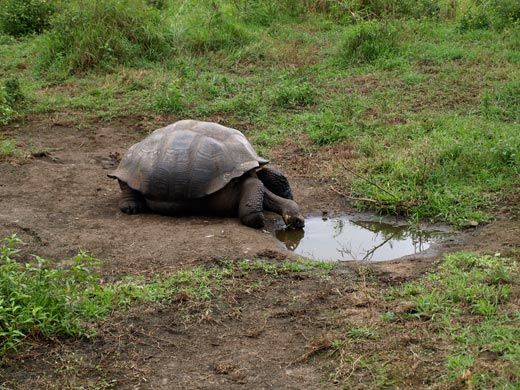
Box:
[119,199,144,215]
[240,211,265,229]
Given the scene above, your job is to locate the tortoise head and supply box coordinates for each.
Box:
[282,207,305,229]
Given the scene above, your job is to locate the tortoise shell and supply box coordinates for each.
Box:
[108,120,268,200]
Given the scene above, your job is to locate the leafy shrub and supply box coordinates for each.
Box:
[38,0,173,76]
[0,0,57,36]
[0,235,106,354]
[3,78,24,107]
[0,88,15,125]
[458,4,491,32]
[0,78,24,125]
[338,20,400,65]
[491,0,520,30]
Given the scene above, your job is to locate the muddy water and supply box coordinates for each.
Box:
[275,215,450,261]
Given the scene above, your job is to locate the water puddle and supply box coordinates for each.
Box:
[275,215,450,262]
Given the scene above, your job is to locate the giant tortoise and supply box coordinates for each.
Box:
[108,120,305,229]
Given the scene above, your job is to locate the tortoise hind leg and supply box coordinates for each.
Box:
[238,177,265,229]
[118,180,146,215]
[256,167,293,200]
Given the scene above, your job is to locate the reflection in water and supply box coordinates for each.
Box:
[275,216,448,262]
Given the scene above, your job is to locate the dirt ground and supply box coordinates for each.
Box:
[0,115,519,389]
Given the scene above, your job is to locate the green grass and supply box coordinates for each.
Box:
[350,116,520,225]
[389,252,520,388]
[37,0,174,78]
[0,235,332,357]
[337,20,401,65]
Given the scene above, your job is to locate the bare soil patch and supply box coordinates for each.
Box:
[1,115,518,388]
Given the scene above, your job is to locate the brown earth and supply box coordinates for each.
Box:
[0,115,519,389]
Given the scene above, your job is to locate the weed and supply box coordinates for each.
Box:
[347,326,376,339]
[0,77,25,124]
[0,139,20,159]
[458,5,492,32]
[0,235,104,354]
[238,258,334,276]
[380,311,397,322]
[3,78,24,106]
[0,138,52,160]
[458,0,520,31]
[0,89,15,125]
[152,79,185,114]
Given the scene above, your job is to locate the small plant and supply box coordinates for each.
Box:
[0,235,105,354]
[489,0,520,30]
[0,78,24,125]
[0,90,15,125]
[458,5,491,32]
[347,327,376,339]
[458,0,520,31]
[153,80,185,114]
[338,20,401,65]
[3,78,24,107]
[271,81,317,109]
[0,139,21,159]
[0,0,56,36]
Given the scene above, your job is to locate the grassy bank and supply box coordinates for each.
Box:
[1,237,518,387]
[0,235,332,356]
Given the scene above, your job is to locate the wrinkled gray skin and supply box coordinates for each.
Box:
[109,120,304,229]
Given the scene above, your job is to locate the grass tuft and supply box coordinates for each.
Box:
[481,81,520,123]
[37,0,173,78]
[337,20,401,65]
[271,80,317,109]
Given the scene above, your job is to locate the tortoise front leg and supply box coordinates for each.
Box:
[263,189,304,229]
[238,177,265,229]
[118,180,146,215]
[256,167,293,200]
